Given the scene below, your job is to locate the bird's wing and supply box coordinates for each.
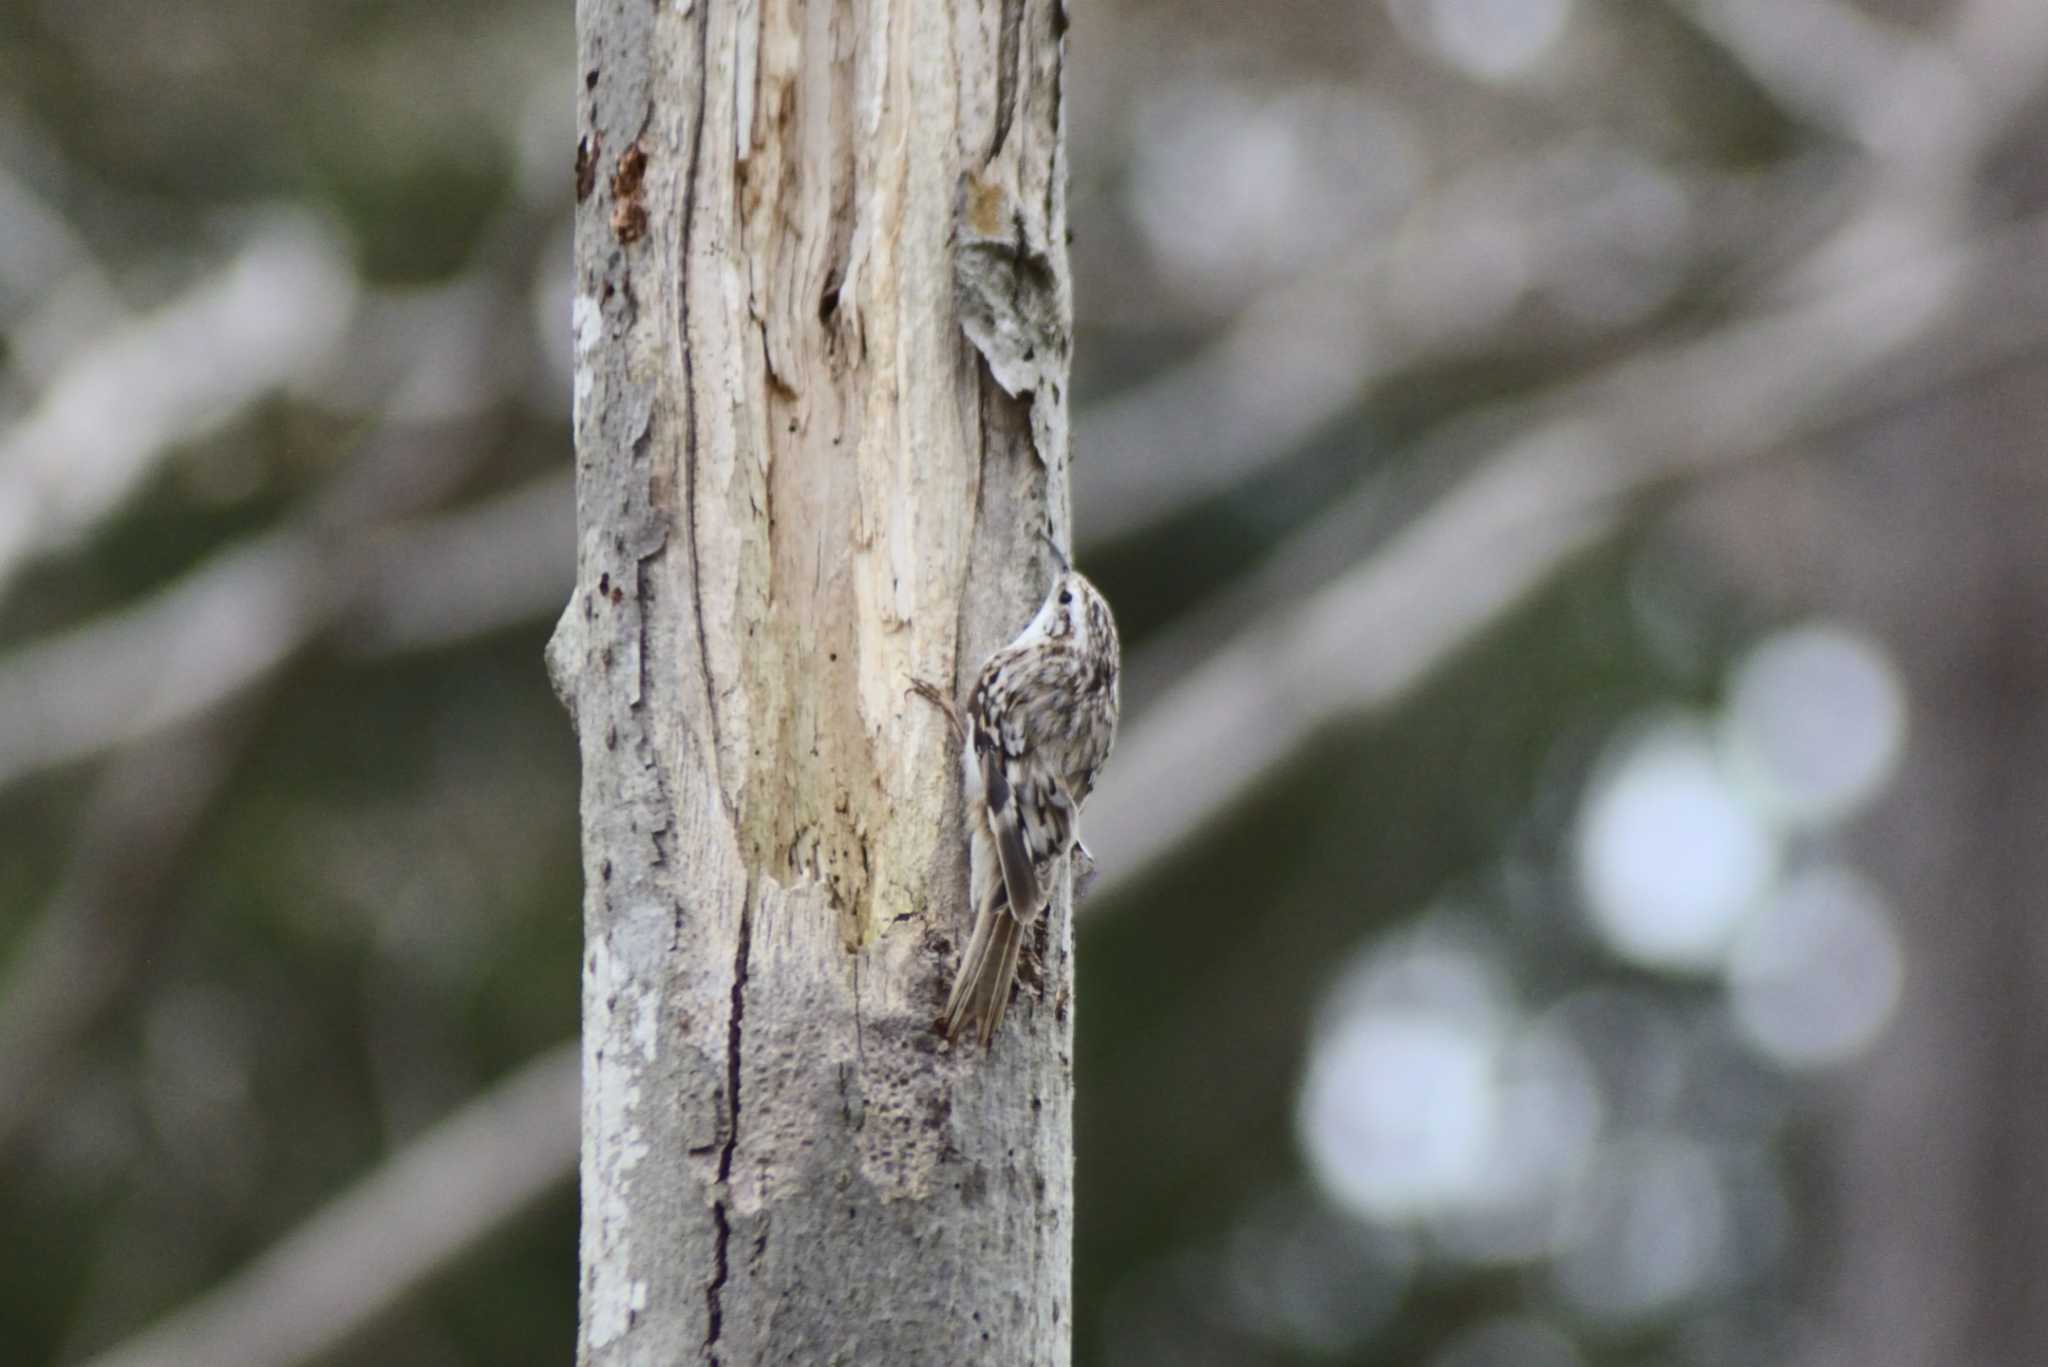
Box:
[980,738,1042,923]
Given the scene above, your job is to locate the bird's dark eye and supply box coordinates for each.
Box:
[1058,591,1072,605]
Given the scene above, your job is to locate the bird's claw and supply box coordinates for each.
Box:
[906,678,965,743]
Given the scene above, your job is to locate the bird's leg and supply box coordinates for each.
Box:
[1070,838,1099,900]
[906,679,966,744]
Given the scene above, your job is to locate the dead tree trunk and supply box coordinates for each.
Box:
[550,1,1076,1363]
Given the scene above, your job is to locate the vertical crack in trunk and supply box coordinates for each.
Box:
[679,0,725,810]
[705,881,753,1362]
[988,0,1024,164]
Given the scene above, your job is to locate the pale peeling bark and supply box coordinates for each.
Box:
[549,1,1075,1363]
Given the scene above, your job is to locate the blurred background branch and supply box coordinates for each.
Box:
[0,469,569,790]
[1095,201,2048,896]
[72,1044,577,1367]
[0,221,356,606]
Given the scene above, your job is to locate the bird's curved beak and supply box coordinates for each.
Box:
[1039,528,1071,573]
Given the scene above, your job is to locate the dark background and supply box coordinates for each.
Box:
[5,2,2047,1365]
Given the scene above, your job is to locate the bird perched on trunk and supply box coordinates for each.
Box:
[920,533,1120,1049]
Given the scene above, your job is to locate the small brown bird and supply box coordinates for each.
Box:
[935,534,1120,1048]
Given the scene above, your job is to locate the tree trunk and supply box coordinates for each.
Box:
[550,1,1075,1364]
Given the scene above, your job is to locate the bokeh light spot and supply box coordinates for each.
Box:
[1576,719,1778,971]
[1390,0,1574,81]
[1728,863,1904,1069]
[1301,929,1607,1251]
[1554,1133,1728,1326]
[1724,623,1907,829]
[1300,1009,1497,1221]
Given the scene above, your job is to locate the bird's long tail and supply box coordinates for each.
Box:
[941,894,1027,1049]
